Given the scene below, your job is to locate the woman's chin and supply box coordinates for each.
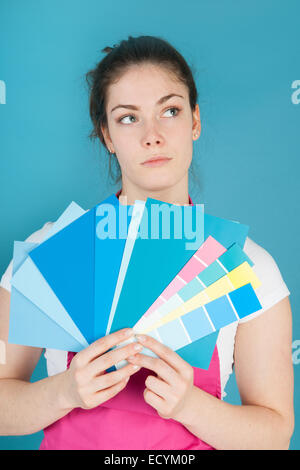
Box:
[139,176,177,193]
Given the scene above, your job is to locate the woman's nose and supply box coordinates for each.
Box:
[141,126,164,148]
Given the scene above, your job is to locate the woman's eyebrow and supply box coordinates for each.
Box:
[110,93,184,114]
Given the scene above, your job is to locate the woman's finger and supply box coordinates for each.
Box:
[143,389,165,411]
[88,378,130,409]
[76,328,135,365]
[128,352,179,386]
[144,374,171,400]
[136,334,192,378]
[90,363,141,392]
[86,341,143,377]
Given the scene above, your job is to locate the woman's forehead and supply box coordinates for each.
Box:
[106,66,188,110]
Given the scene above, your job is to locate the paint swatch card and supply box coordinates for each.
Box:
[142,260,261,334]
[136,242,255,333]
[8,192,252,373]
[111,199,250,370]
[114,260,261,370]
[133,214,250,330]
[142,235,227,318]
[94,201,132,339]
[143,283,262,358]
[9,241,86,351]
[9,201,89,350]
[108,198,205,334]
[115,282,262,370]
[27,194,118,345]
[106,200,146,335]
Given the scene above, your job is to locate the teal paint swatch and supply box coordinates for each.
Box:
[179,278,205,302]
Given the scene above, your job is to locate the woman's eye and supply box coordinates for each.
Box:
[164,106,180,117]
[118,115,136,124]
[117,107,180,124]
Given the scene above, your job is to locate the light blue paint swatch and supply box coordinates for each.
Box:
[183,307,214,340]
[158,318,188,351]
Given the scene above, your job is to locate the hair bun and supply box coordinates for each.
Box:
[102,46,114,54]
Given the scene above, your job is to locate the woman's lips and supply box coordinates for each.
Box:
[141,157,172,167]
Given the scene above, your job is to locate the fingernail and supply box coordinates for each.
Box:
[134,344,143,351]
[127,355,136,361]
[136,335,146,343]
[124,328,134,337]
[132,365,140,371]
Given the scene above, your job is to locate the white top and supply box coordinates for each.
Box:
[0,220,291,398]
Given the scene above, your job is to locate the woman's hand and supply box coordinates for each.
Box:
[62,328,143,410]
[127,334,195,422]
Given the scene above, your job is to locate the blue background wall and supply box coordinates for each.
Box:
[0,0,299,449]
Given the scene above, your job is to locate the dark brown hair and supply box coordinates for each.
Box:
[85,35,200,188]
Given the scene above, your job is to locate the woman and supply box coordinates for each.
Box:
[0,35,294,450]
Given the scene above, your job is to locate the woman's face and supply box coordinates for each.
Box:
[102,63,200,193]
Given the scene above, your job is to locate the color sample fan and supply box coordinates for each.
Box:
[8,194,261,373]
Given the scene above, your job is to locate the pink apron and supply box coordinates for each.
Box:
[40,192,221,450]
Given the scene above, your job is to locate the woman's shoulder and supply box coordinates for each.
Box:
[243,236,287,285]
[239,236,290,323]
[24,221,55,243]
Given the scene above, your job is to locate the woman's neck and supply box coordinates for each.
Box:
[118,179,190,206]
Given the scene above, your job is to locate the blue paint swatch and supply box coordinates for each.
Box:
[183,307,214,341]
[230,282,262,318]
[205,295,238,330]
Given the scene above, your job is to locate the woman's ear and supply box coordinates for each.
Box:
[192,103,201,139]
[100,123,114,153]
